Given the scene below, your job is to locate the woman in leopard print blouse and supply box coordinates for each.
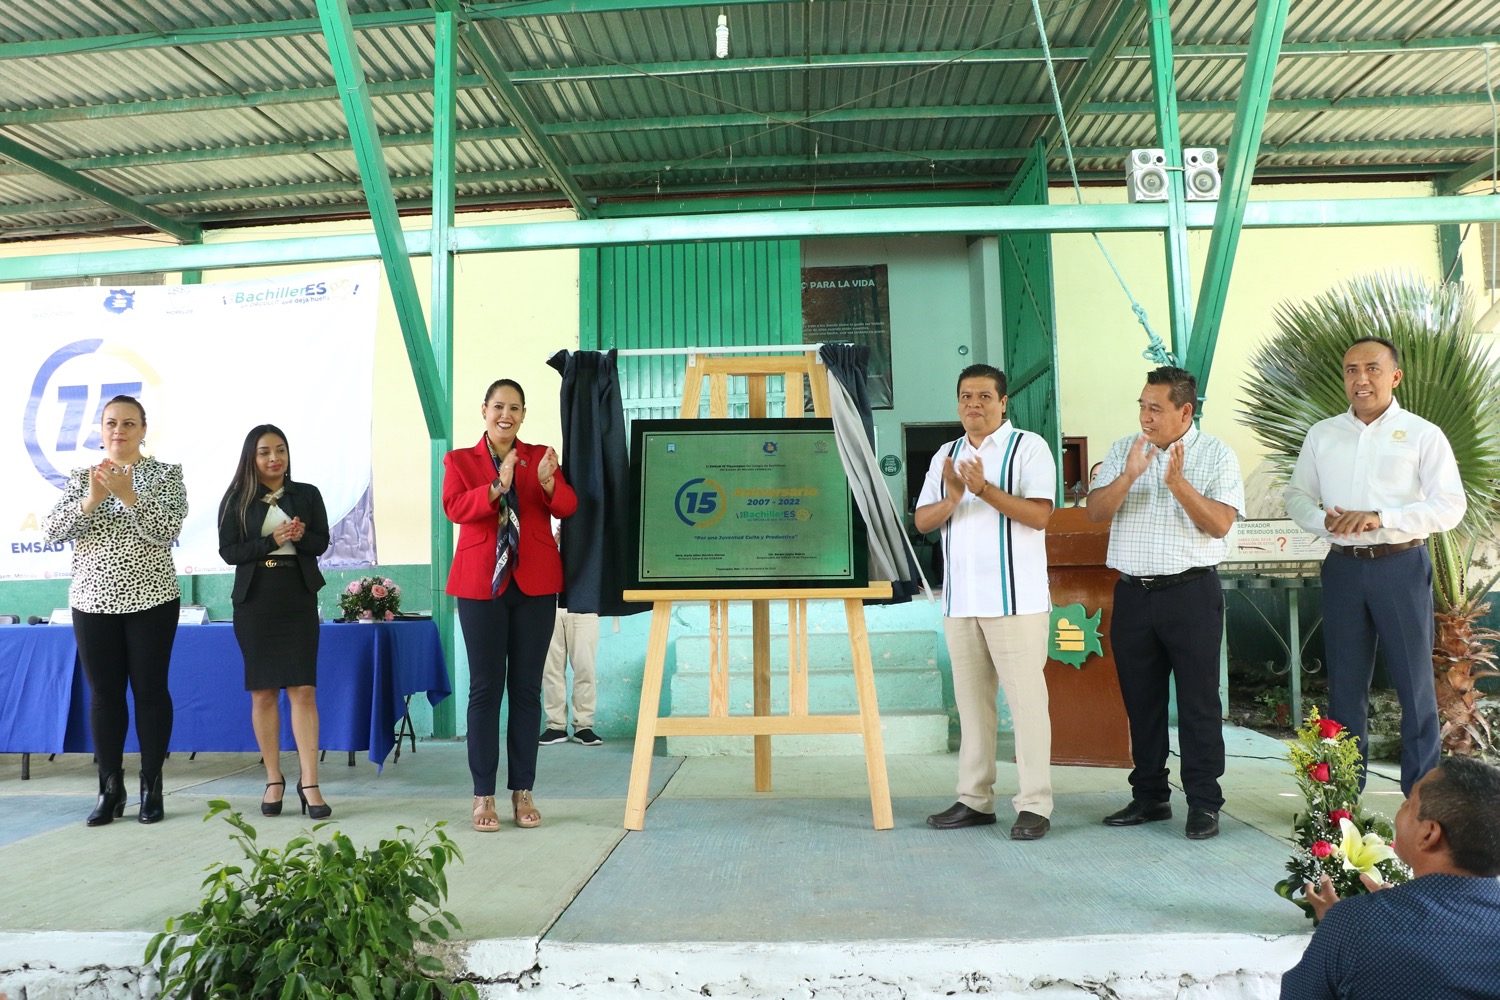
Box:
[43,395,187,827]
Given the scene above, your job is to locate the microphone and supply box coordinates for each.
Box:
[27,615,48,625]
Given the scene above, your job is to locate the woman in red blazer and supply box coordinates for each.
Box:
[444,378,577,832]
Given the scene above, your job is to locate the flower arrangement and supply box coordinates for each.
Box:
[1274,707,1410,920]
[338,576,402,622]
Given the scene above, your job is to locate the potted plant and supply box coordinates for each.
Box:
[1239,272,1500,755]
[147,801,477,999]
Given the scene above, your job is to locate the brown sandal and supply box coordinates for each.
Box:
[512,789,541,828]
[471,795,499,833]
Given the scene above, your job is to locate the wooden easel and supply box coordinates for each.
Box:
[622,351,895,831]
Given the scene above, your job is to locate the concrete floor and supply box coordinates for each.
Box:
[0,727,1408,998]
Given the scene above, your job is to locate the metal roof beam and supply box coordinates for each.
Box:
[1040,0,1147,154]
[432,0,594,219]
[0,131,199,243]
[1440,154,1499,194]
[0,76,487,128]
[3,8,1496,68]
[315,0,447,439]
[5,128,1497,212]
[2,194,1499,283]
[4,83,1496,134]
[1185,0,1290,401]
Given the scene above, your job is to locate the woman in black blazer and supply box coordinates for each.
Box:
[217,424,332,819]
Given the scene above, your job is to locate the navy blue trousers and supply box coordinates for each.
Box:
[458,586,557,796]
[1320,545,1437,796]
[1109,571,1226,812]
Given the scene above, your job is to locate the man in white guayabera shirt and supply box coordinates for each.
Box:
[915,364,1057,842]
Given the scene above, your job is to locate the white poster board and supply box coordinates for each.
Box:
[1225,518,1330,563]
[3,264,379,581]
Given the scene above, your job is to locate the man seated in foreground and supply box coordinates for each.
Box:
[1280,755,1500,999]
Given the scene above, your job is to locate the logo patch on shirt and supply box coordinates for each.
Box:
[1392,430,1407,441]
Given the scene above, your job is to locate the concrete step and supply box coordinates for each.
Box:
[667,665,942,714]
[663,709,949,756]
[673,629,937,674]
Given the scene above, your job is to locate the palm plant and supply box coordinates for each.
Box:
[1239,272,1500,756]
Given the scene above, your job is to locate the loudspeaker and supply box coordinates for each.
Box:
[1184,147,1221,201]
[1125,148,1168,203]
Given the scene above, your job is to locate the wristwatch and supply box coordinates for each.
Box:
[491,476,502,491]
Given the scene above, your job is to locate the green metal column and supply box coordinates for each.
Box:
[314,0,447,440]
[1184,0,1290,403]
[429,10,459,737]
[1000,141,1064,501]
[1438,222,1465,283]
[1146,0,1193,358]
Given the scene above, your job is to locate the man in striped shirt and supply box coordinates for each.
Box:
[1087,365,1244,841]
[916,364,1058,841]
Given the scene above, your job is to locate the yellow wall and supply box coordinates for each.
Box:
[1052,180,1496,478]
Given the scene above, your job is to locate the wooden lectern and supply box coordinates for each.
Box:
[1044,507,1132,767]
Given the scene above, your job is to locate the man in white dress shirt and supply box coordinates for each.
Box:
[915,364,1057,841]
[1284,337,1465,796]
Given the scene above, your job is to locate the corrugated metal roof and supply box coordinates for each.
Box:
[0,0,1495,240]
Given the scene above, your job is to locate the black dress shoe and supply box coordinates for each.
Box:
[1102,800,1172,826]
[926,802,996,830]
[1009,811,1050,841]
[1185,809,1220,840]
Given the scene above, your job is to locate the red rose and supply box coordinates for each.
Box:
[1311,840,1334,858]
[1317,718,1343,739]
[1309,762,1331,782]
[1329,808,1354,826]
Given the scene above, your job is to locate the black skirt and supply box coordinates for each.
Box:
[233,563,319,690]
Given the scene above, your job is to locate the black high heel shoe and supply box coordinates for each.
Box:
[261,779,286,817]
[138,771,165,825]
[86,769,127,827]
[297,782,332,820]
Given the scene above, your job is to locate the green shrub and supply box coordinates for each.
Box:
[147,800,477,999]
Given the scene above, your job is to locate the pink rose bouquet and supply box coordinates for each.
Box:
[337,575,403,622]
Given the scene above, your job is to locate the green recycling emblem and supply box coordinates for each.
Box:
[1049,602,1103,668]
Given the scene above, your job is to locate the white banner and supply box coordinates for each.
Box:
[3,264,380,582]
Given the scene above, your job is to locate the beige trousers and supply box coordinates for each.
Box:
[944,612,1053,817]
[542,610,599,730]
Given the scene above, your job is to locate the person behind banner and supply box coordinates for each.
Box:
[444,379,577,833]
[218,424,332,820]
[540,520,603,748]
[42,395,188,827]
[916,364,1057,841]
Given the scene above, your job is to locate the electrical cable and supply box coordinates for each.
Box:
[1029,0,1177,368]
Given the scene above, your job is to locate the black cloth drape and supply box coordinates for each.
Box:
[819,343,877,449]
[818,344,926,604]
[547,349,646,617]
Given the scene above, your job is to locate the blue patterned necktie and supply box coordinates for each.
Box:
[490,455,520,596]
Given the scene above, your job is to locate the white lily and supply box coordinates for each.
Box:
[1336,817,1398,877]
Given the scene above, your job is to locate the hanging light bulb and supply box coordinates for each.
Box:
[715,13,730,59]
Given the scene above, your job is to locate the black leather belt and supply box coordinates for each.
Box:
[262,557,298,568]
[1119,566,1216,591]
[1330,539,1425,560]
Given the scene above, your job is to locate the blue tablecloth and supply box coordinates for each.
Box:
[0,620,450,767]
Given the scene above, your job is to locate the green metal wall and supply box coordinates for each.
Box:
[580,240,802,418]
[999,147,1064,501]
